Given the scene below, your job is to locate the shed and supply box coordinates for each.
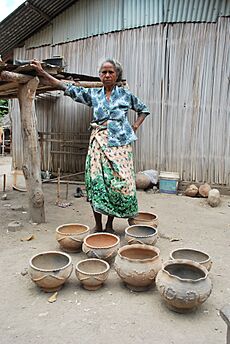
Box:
[0,0,230,186]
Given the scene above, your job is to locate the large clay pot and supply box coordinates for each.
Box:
[82,233,120,262]
[29,251,73,292]
[135,173,151,189]
[114,244,161,291]
[125,224,158,245]
[75,258,110,291]
[156,259,212,313]
[128,211,159,227]
[56,223,90,252]
[170,248,212,271]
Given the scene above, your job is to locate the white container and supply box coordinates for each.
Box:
[159,171,180,194]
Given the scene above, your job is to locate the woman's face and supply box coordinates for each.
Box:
[99,62,117,88]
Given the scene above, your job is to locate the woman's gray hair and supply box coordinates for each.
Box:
[99,58,123,82]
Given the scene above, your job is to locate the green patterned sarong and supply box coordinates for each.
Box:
[85,126,138,218]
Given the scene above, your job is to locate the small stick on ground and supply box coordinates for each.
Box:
[56,167,61,204]
[65,181,69,200]
[3,174,6,192]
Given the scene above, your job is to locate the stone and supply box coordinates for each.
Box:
[8,221,23,232]
[199,183,211,198]
[11,205,25,211]
[208,189,221,207]
[1,193,7,200]
[185,184,198,197]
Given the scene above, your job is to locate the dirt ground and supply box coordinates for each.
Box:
[0,156,230,344]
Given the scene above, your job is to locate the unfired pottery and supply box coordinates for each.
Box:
[56,223,90,252]
[170,248,212,271]
[128,211,159,228]
[125,224,158,245]
[82,233,120,262]
[75,258,110,290]
[114,244,161,291]
[29,251,73,292]
[156,259,212,313]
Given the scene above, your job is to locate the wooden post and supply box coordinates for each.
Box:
[17,77,45,223]
[0,70,45,223]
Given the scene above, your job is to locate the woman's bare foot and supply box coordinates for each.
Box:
[92,210,103,232]
[105,225,115,234]
[105,216,114,233]
[91,225,103,233]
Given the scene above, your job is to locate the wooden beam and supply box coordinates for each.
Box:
[0,70,34,83]
[18,76,45,223]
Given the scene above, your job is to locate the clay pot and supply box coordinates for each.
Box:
[29,251,73,292]
[114,244,161,291]
[125,224,158,245]
[128,211,159,227]
[156,259,212,313]
[56,223,90,252]
[82,233,120,262]
[170,248,212,271]
[75,258,110,290]
[135,173,151,189]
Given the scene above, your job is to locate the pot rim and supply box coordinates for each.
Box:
[117,244,160,262]
[83,232,120,249]
[161,259,208,282]
[125,224,158,238]
[130,211,158,220]
[75,258,110,275]
[169,247,211,264]
[29,250,72,272]
[56,223,90,235]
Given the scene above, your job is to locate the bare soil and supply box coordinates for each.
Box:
[0,158,230,344]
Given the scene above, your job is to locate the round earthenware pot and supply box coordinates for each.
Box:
[125,224,158,246]
[170,248,212,271]
[82,233,120,262]
[56,223,90,253]
[156,259,212,313]
[29,251,73,292]
[128,211,159,228]
[75,258,110,291]
[114,244,161,291]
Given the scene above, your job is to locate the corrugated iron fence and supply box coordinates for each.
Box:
[12,17,230,184]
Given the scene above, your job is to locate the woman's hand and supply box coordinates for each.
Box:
[132,124,139,132]
[30,59,66,89]
[30,59,44,75]
[132,113,147,133]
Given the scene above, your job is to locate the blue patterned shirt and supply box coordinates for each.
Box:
[64,84,150,147]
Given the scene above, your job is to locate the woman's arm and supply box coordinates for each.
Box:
[30,59,67,91]
[30,59,92,106]
[132,113,147,132]
[129,92,150,132]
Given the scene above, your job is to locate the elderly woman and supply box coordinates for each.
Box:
[31,58,150,233]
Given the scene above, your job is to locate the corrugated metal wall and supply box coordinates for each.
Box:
[12,16,230,184]
[25,0,230,48]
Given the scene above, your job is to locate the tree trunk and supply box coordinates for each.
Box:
[18,77,45,223]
